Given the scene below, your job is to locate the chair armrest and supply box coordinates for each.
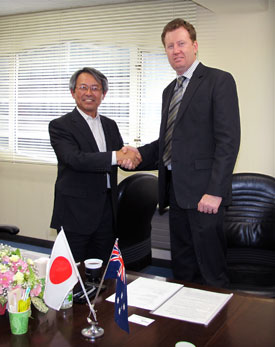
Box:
[0,225,20,235]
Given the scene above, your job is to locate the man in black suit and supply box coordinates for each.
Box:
[49,67,140,263]
[128,19,241,287]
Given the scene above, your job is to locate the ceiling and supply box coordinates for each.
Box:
[194,0,268,13]
[0,0,269,17]
[0,0,141,16]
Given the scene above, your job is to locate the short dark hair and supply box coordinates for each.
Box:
[161,18,196,46]
[69,67,108,94]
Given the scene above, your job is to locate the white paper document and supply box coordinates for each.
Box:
[128,314,155,326]
[152,286,233,325]
[106,277,183,310]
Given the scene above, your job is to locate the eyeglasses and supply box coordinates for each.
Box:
[76,84,102,93]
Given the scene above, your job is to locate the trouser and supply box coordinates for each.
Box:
[169,179,229,288]
[62,191,115,264]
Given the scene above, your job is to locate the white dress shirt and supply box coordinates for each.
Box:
[77,107,117,187]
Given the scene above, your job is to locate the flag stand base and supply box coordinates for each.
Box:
[81,323,104,340]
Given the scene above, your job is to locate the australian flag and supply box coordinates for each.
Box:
[105,240,129,333]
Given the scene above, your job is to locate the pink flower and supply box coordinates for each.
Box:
[11,260,28,274]
[17,259,28,272]
[2,256,10,264]
[30,284,42,297]
[0,270,14,288]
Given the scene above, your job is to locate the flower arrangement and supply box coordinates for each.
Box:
[0,244,48,314]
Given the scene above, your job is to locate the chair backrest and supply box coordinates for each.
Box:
[224,172,275,295]
[116,173,158,270]
[225,172,275,249]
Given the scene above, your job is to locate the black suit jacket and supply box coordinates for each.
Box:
[49,107,123,234]
[138,63,241,212]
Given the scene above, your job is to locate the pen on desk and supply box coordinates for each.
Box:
[79,287,96,299]
[73,286,96,299]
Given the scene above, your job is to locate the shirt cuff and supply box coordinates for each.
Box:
[112,151,117,165]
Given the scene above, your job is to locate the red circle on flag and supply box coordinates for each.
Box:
[49,256,73,284]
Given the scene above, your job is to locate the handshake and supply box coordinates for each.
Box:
[116,146,142,170]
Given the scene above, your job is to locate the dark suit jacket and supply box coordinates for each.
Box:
[49,107,123,234]
[138,63,241,212]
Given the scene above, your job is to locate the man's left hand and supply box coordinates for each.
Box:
[197,194,222,214]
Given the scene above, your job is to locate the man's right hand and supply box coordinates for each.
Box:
[116,146,142,169]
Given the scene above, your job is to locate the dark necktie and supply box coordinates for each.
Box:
[162,76,185,166]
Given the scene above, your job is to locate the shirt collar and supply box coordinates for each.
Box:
[77,106,100,121]
[178,59,199,80]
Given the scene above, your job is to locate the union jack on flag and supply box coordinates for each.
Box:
[105,239,129,333]
[106,240,125,282]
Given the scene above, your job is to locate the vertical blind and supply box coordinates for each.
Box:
[0,0,197,164]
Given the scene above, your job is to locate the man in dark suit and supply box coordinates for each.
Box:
[49,67,140,263]
[130,19,241,287]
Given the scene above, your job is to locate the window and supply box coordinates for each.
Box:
[0,0,196,164]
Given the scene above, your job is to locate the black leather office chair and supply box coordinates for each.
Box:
[116,173,158,271]
[224,172,275,297]
[0,225,20,235]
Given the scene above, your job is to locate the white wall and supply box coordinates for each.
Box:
[0,162,57,240]
[0,1,274,241]
[197,0,275,175]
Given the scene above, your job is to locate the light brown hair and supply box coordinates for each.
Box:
[161,18,197,46]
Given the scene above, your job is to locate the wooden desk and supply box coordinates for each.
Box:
[1,272,275,347]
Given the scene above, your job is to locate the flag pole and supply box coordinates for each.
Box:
[81,238,119,340]
[60,228,97,322]
[76,269,98,321]
[91,238,118,308]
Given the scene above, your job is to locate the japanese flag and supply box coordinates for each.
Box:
[44,229,79,310]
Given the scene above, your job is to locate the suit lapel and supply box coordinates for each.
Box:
[100,116,112,151]
[159,63,206,151]
[175,63,205,125]
[161,63,205,130]
[71,108,99,151]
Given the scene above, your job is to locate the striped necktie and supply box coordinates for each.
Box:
[162,76,185,166]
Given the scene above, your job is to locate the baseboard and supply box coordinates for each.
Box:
[0,233,53,249]
[0,233,173,269]
[151,258,172,268]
